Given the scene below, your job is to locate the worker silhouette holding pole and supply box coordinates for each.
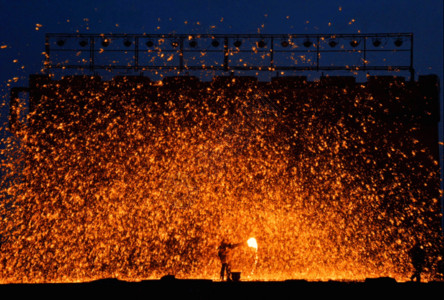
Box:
[218,239,241,281]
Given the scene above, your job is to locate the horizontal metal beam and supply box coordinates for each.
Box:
[45,64,411,72]
[46,33,413,39]
[44,33,414,78]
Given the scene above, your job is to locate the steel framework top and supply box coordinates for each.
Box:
[44,33,414,78]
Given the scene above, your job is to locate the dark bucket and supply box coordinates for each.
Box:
[231,272,241,282]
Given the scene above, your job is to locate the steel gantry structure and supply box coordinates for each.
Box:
[44,33,414,79]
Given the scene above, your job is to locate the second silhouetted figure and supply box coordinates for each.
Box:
[409,240,426,282]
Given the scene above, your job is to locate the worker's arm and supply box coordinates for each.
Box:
[230,242,242,249]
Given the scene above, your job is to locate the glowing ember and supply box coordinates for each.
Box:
[247,238,258,250]
[0,75,442,283]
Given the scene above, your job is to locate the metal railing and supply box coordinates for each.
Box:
[44,33,414,78]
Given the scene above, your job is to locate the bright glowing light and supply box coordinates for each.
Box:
[247,238,258,250]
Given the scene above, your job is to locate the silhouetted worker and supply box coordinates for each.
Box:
[218,240,241,281]
[409,240,426,282]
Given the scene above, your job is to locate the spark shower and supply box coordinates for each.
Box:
[0,33,442,283]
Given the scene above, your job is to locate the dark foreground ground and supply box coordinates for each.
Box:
[1,277,443,299]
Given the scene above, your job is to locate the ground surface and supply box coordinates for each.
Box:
[1,278,443,299]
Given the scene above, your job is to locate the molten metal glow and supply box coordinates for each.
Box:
[0,77,442,283]
[247,238,258,250]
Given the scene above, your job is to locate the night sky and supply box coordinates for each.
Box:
[0,0,443,148]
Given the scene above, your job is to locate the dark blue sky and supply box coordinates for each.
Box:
[0,0,442,126]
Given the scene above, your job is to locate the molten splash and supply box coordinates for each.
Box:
[247,238,258,250]
[0,76,442,283]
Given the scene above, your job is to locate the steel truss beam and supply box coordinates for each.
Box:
[44,33,414,78]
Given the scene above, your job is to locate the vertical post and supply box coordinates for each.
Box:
[224,37,229,71]
[270,37,274,71]
[90,36,95,73]
[410,33,414,82]
[363,36,367,71]
[179,36,184,72]
[316,35,320,72]
[44,34,50,71]
[135,36,139,71]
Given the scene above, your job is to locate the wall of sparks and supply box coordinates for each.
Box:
[0,74,442,283]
